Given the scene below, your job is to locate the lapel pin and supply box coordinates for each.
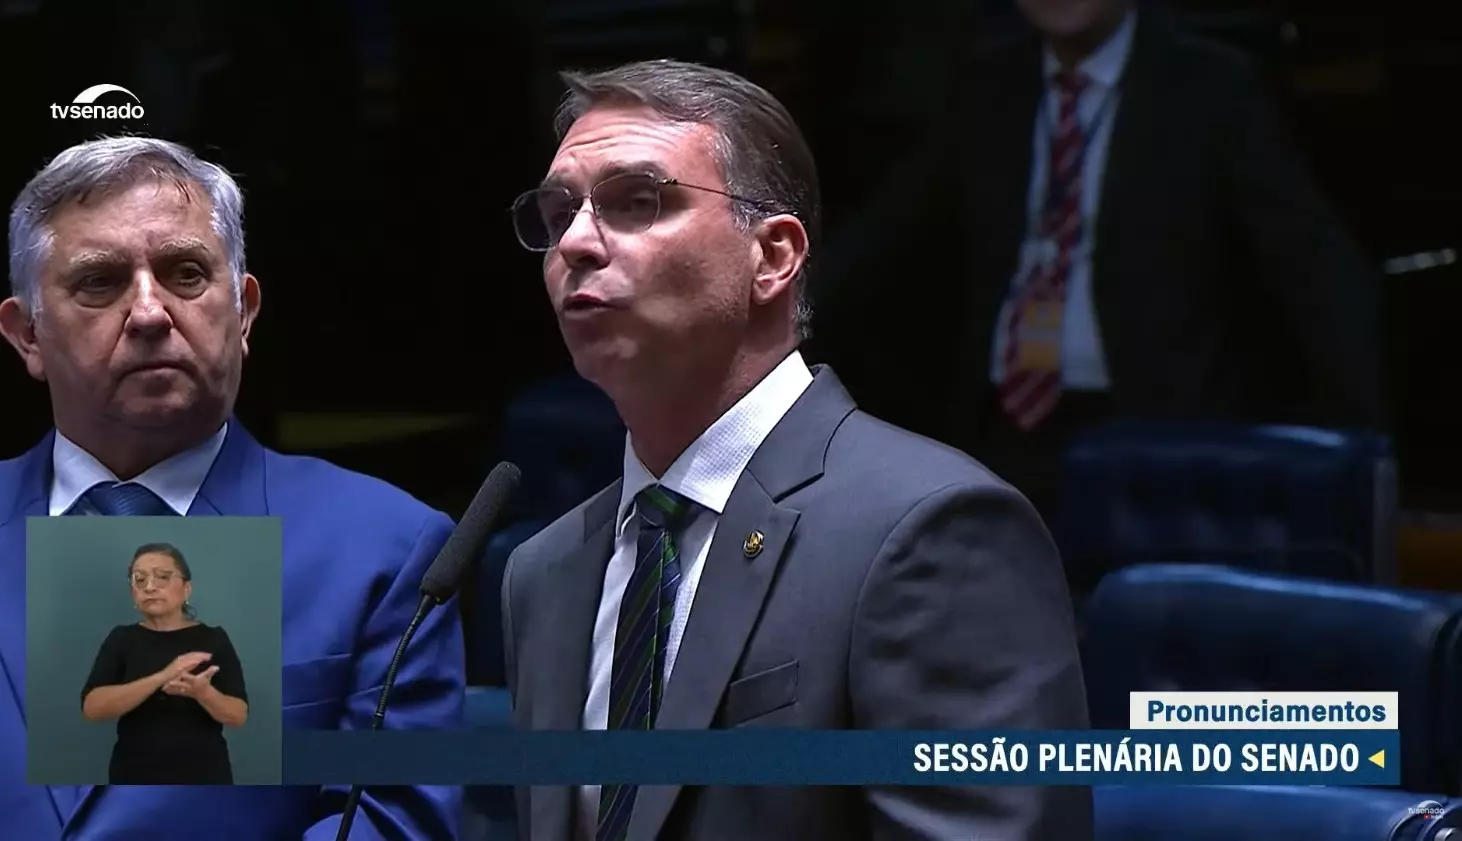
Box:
[743,530,765,558]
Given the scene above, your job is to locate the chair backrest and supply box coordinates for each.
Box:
[464,686,512,730]
[471,519,553,688]
[497,373,623,524]
[461,692,517,839]
[1095,786,1460,841]
[1060,420,1397,592]
[1082,564,1462,794]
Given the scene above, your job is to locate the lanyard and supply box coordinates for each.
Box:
[1035,79,1118,237]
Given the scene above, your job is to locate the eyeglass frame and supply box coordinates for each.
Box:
[129,569,179,588]
[508,171,789,253]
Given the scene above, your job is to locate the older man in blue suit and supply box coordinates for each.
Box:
[0,137,464,839]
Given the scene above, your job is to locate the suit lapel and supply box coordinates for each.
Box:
[956,40,1043,435]
[0,436,72,825]
[71,422,268,823]
[529,485,618,841]
[0,493,45,723]
[1091,12,1166,392]
[652,481,798,733]
[627,368,856,840]
[187,421,269,517]
[982,44,1043,278]
[626,479,798,840]
[538,486,619,729]
[0,434,50,724]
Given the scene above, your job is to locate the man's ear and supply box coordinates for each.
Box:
[238,273,261,358]
[749,214,809,307]
[0,297,46,381]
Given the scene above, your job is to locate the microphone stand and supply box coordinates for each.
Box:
[334,592,437,841]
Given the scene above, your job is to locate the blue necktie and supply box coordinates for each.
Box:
[598,485,693,841]
[74,482,178,516]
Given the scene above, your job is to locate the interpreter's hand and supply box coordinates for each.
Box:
[163,665,219,699]
[162,651,212,682]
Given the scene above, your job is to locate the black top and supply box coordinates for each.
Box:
[82,623,247,785]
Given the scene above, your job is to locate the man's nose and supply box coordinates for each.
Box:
[125,272,173,334]
[555,199,609,268]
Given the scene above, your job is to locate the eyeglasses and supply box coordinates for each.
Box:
[510,171,778,252]
[130,570,177,588]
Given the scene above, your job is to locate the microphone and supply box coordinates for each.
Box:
[335,462,522,841]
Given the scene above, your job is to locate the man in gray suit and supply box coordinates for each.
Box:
[502,59,1092,841]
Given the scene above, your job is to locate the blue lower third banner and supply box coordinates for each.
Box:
[281,729,1400,786]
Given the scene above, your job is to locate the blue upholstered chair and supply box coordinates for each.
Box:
[1059,420,1396,592]
[1082,564,1462,794]
[1096,786,1460,841]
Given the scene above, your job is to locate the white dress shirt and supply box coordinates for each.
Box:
[49,424,229,516]
[575,351,815,839]
[989,9,1137,390]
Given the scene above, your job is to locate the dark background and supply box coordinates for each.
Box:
[1,0,1457,641]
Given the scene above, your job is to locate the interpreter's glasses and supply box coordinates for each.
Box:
[509,172,776,252]
[131,570,176,588]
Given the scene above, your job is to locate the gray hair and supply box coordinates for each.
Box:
[8,136,246,315]
[554,60,821,340]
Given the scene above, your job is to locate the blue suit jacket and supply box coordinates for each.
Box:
[0,423,465,840]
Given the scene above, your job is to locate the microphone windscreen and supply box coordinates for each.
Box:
[420,462,522,602]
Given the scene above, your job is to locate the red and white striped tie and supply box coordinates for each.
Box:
[999,69,1089,430]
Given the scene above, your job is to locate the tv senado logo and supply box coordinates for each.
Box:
[1409,799,1446,819]
[50,84,145,120]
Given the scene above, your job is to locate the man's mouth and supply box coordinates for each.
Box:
[124,362,187,375]
[563,293,612,311]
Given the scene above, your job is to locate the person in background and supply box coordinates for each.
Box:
[82,542,247,785]
[813,0,1384,518]
[0,136,463,840]
[502,59,1090,841]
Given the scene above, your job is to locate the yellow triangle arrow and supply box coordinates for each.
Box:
[1368,750,1385,768]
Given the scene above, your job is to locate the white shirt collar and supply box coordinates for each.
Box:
[49,423,229,516]
[617,351,815,533]
[1042,8,1137,89]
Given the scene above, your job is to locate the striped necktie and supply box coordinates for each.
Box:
[999,68,1090,430]
[597,485,694,841]
[71,482,178,516]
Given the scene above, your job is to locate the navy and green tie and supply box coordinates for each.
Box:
[597,485,694,841]
[70,482,178,517]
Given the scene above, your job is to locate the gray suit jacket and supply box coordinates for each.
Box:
[502,367,1092,841]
